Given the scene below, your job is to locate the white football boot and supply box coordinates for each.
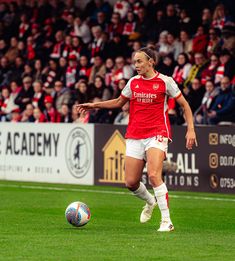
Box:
[140,201,157,223]
[157,219,174,232]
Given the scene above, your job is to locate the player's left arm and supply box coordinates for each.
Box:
[176,94,198,150]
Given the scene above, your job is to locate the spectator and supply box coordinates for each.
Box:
[17,41,27,59]
[6,81,21,117]
[184,52,208,89]
[194,80,220,124]
[179,9,193,34]
[5,37,19,64]
[201,54,220,85]
[73,16,91,44]
[11,56,24,83]
[185,77,205,113]
[21,103,35,122]
[73,80,90,104]
[69,36,86,60]
[104,57,115,87]
[78,55,91,80]
[179,30,193,55]
[192,25,208,55]
[207,28,222,58]
[15,76,34,111]
[26,36,36,61]
[157,54,175,76]
[157,31,169,57]
[18,13,30,41]
[22,63,34,79]
[32,80,45,111]
[10,108,21,122]
[112,78,127,99]
[90,25,104,63]
[166,32,182,60]
[201,8,212,28]
[214,49,235,85]
[50,30,64,59]
[88,54,106,84]
[212,4,229,31]
[0,86,11,121]
[161,4,180,36]
[111,56,134,88]
[0,56,13,88]
[53,81,71,113]
[60,104,72,123]
[33,107,46,123]
[95,11,109,31]
[43,95,60,122]
[62,35,72,59]
[172,52,192,90]
[33,59,43,81]
[88,97,112,123]
[43,59,59,89]
[135,6,150,42]
[114,102,129,125]
[123,10,137,38]
[90,75,112,101]
[107,12,123,40]
[65,54,79,88]
[207,76,235,124]
[0,39,7,58]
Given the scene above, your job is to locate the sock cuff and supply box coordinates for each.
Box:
[153,183,168,196]
[133,182,145,195]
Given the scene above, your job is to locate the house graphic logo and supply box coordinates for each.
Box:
[99,130,126,184]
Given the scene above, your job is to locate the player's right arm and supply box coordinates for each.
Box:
[76,95,129,114]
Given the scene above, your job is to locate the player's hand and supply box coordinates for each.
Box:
[75,103,95,114]
[185,129,198,150]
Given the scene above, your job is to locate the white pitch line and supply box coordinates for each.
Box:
[0,183,235,202]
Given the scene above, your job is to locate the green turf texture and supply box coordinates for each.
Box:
[0,181,235,261]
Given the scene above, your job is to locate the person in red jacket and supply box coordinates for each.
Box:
[43,95,60,122]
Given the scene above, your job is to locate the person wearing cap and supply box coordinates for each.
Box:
[43,95,60,122]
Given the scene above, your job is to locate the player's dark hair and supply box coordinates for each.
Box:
[137,47,158,66]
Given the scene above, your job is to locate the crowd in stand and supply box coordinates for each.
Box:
[0,0,235,125]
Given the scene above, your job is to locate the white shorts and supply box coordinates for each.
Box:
[126,136,168,161]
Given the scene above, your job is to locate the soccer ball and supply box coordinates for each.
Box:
[65,201,91,227]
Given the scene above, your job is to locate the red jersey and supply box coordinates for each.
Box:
[121,73,181,140]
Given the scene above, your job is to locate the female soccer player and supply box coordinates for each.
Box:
[76,47,197,232]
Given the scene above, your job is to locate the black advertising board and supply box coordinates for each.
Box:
[94,125,235,194]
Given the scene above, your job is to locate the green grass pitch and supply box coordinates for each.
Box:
[1,180,235,261]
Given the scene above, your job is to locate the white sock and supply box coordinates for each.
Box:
[133,182,155,205]
[153,183,170,220]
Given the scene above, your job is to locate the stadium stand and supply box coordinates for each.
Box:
[0,0,235,124]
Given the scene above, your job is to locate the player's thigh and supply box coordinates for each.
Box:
[146,148,165,176]
[125,156,145,185]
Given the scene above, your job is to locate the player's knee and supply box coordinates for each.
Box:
[125,178,139,191]
[148,171,162,187]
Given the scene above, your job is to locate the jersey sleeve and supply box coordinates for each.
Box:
[165,76,182,99]
[121,78,132,99]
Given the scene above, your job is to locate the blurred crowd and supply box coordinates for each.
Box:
[0,0,235,125]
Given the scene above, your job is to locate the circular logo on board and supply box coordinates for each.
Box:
[65,127,92,178]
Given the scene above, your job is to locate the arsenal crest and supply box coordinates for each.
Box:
[153,84,159,90]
